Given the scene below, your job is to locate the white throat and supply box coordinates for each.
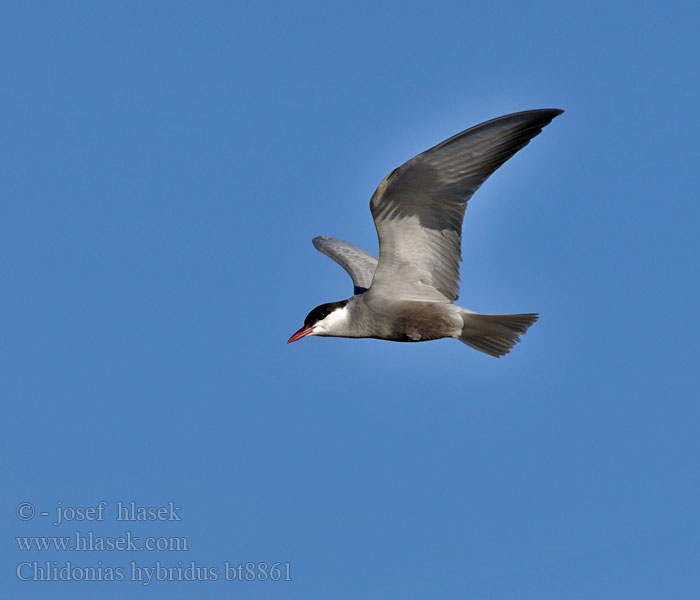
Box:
[313,305,351,336]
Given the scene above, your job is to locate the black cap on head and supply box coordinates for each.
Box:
[304,299,349,328]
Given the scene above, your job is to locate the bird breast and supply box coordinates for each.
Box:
[352,298,462,342]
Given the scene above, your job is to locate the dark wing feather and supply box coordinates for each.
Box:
[369,109,563,302]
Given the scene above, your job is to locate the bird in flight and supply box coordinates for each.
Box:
[288,109,563,357]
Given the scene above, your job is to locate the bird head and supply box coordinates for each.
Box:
[287,299,350,343]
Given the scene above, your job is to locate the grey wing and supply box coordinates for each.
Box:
[312,236,378,295]
[369,108,563,302]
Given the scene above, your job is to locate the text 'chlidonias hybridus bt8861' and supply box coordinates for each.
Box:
[288,109,563,357]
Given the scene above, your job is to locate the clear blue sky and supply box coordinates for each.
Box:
[3,2,699,598]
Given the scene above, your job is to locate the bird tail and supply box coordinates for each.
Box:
[458,312,539,358]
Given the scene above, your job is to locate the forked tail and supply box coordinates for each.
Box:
[459,312,539,357]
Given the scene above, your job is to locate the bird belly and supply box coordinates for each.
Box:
[367,302,461,343]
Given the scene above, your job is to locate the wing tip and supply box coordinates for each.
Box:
[312,235,331,249]
[491,108,565,130]
[539,107,565,122]
[517,107,564,118]
[513,108,564,129]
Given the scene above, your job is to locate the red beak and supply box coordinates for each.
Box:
[287,326,314,344]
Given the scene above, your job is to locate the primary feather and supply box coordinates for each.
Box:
[368,109,563,302]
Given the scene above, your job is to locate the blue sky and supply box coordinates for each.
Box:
[2,2,699,598]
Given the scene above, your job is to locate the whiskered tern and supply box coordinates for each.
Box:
[288,109,563,357]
